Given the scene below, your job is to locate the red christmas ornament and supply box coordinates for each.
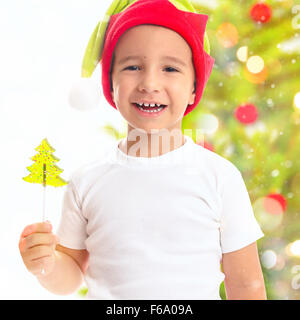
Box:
[263,193,287,215]
[266,193,287,212]
[235,103,258,124]
[250,2,272,23]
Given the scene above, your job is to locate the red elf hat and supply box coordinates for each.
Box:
[101,0,215,117]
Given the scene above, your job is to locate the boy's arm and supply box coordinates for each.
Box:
[221,242,267,300]
[36,245,89,296]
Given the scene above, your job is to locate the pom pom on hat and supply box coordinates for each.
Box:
[81,0,215,116]
[68,78,101,111]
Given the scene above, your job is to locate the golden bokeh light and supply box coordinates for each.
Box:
[216,22,239,48]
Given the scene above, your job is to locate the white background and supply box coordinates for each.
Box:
[0,0,125,299]
[0,0,217,299]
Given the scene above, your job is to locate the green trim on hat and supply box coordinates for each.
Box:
[81,0,210,78]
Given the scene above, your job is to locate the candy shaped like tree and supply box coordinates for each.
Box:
[23,138,68,221]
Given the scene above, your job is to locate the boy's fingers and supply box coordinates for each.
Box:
[24,244,53,262]
[23,233,58,250]
[21,221,52,238]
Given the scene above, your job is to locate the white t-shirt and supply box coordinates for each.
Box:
[56,135,264,300]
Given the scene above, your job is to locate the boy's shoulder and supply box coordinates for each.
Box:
[191,142,241,178]
[190,144,243,197]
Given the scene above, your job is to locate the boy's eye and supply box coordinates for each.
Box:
[124,66,178,72]
[165,67,178,72]
[124,66,139,71]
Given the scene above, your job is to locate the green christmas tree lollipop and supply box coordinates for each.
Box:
[23,138,68,221]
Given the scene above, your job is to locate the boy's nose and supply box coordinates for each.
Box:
[137,72,162,93]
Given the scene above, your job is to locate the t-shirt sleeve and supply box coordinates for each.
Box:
[55,178,88,250]
[219,165,264,253]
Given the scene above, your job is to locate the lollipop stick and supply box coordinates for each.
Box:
[42,163,46,222]
[42,184,46,222]
[41,164,46,275]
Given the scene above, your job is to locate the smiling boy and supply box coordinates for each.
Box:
[19,0,266,300]
[110,24,196,156]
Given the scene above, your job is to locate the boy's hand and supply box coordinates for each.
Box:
[19,222,59,277]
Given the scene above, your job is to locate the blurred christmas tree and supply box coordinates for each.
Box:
[98,0,300,300]
[182,0,300,300]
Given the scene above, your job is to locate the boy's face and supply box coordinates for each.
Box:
[110,25,196,133]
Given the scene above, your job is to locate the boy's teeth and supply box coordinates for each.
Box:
[135,103,164,113]
[137,103,161,107]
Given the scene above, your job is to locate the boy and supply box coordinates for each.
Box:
[19,0,266,299]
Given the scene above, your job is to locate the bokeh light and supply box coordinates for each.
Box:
[196,113,219,135]
[253,196,284,232]
[294,92,300,110]
[236,46,248,62]
[244,64,268,83]
[264,193,286,214]
[216,22,239,48]
[235,103,258,124]
[286,240,300,257]
[250,2,272,24]
[246,55,265,74]
[244,120,267,137]
[261,250,277,269]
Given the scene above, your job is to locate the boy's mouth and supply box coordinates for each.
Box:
[132,103,168,113]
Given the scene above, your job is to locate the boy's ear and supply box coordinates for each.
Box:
[189,79,196,105]
[189,92,196,105]
[111,90,114,103]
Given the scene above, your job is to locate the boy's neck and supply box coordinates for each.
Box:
[118,129,186,158]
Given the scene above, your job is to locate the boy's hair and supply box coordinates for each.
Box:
[109,49,197,94]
